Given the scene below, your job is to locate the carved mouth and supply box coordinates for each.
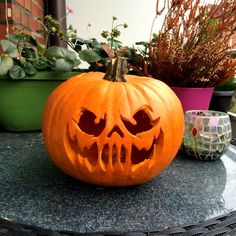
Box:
[68,130,164,171]
[69,138,157,171]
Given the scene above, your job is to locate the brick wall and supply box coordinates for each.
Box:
[0,0,45,44]
[0,0,13,37]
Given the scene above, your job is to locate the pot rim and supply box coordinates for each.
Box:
[185,110,229,118]
[228,111,236,119]
[213,90,235,96]
[0,71,80,81]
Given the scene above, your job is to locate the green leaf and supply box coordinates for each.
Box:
[24,62,37,75]
[75,37,88,45]
[215,77,236,91]
[45,46,65,58]
[99,57,108,66]
[22,48,37,59]
[79,49,101,63]
[0,40,19,58]
[88,38,101,49]
[113,39,123,50]
[33,58,50,70]
[122,48,133,58]
[88,63,105,72]
[6,34,20,42]
[135,41,149,46]
[9,65,26,79]
[67,50,77,61]
[74,59,81,66]
[23,34,38,47]
[45,46,77,61]
[74,45,82,52]
[55,58,74,72]
[37,43,46,56]
[0,55,13,76]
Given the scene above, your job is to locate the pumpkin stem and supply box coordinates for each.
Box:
[104,57,128,82]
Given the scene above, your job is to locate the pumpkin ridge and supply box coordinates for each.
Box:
[70,79,108,120]
[43,74,87,163]
[54,79,103,166]
[123,82,155,120]
[115,82,133,121]
[137,80,171,108]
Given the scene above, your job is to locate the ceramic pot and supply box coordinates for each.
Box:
[209,90,235,112]
[228,112,236,138]
[171,87,214,112]
[0,71,79,132]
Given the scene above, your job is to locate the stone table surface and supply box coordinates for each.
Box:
[0,132,236,233]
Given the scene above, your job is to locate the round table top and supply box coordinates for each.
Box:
[0,132,235,233]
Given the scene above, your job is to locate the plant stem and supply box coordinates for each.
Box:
[103,57,127,82]
[110,18,115,48]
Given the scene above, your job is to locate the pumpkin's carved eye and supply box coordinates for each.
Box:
[122,110,155,135]
[78,109,106,136]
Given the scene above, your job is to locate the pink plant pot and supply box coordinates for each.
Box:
[171,87,214,112]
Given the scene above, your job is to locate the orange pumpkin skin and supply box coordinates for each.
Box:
[42,71,184,186]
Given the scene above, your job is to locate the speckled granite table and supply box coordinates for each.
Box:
[0,132,236,233]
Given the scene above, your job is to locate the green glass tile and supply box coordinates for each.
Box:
[217,126,223,134]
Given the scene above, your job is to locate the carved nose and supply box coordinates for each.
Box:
[108,126,124,137]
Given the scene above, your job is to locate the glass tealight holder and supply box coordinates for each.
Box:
[183,110,232,160]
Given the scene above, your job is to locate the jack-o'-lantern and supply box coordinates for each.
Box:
[42,57,184,186]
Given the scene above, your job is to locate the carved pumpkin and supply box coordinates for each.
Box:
[42,57,184,186]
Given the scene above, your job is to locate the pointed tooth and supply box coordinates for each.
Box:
[68,121,77,140]
[97,146,106,171]
[107,144,114,172]
[114,144,123,171]
[76,154,84,166]
[124,145,132,174]
[84,158,95,172]
[144,141,154,151]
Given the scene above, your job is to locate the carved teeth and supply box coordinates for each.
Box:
[99,144,128,170]
[74,140,155,171]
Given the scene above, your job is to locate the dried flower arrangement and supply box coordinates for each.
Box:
[144,0,236,87]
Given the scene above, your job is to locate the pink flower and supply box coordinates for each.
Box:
[67,6,75,14]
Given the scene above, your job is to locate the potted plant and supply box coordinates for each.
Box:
[209,50,236,112]
[0,13,81,132]
[126,0,236,112]
[209,76,236,112]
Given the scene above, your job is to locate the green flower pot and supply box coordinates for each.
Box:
[0,71,79,132]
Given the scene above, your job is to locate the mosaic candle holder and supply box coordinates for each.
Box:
[183,110,232,160]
